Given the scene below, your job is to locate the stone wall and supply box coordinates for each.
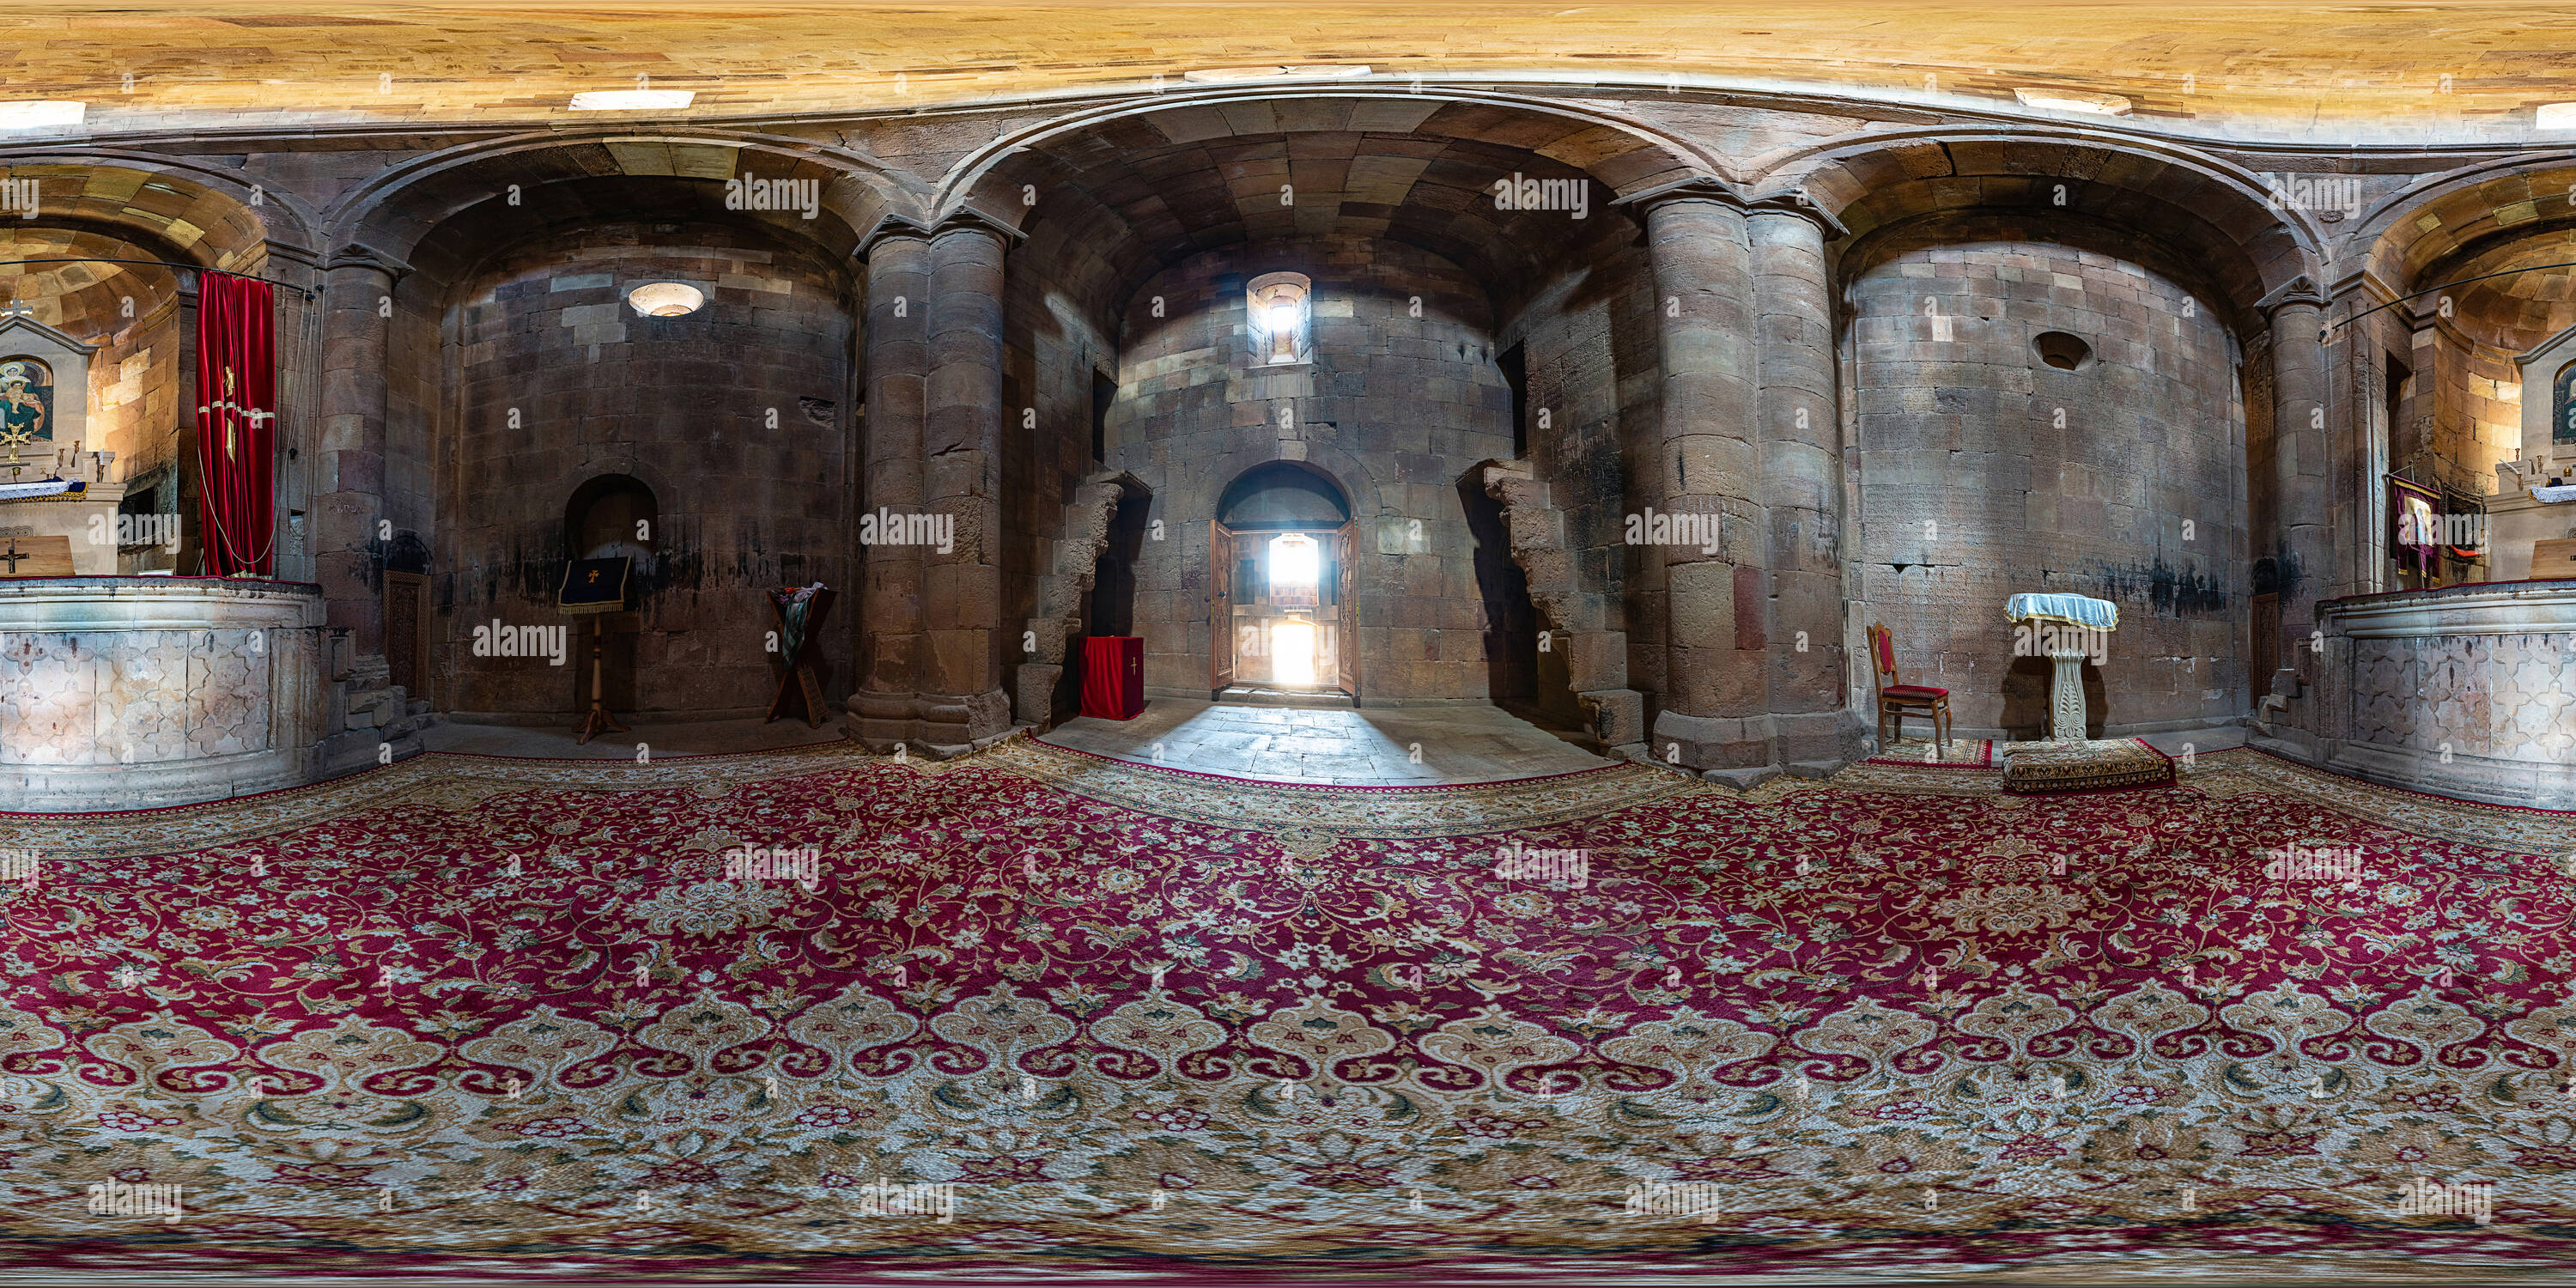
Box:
[1499,238,1662,731]
[999,223,1121,725]
[88,303,184,492]
[1107,236,1518,704]
[434,221,856,720]
[1845,216,2249,737]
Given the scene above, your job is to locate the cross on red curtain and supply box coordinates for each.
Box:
[196,272,276,577]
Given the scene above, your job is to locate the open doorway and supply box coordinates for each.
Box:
[1211,462,1357,701]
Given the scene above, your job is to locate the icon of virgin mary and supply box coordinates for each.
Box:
[0,359,52,461]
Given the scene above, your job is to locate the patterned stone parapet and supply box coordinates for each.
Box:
[2315,579,2576,809]
[0,577,328,811]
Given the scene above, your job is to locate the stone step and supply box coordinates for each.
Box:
[1214,685,1357,709]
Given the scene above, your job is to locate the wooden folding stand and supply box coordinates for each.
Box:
[765,586,835,727]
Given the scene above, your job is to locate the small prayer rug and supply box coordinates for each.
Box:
[2001,736,2175,794]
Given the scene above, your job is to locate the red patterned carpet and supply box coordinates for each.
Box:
[3,740,2574,1283]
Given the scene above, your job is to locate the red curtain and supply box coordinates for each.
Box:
[196,272,276,577]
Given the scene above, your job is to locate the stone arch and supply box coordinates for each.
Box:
[563,472,658,563]
[325,128,926,277]
[2354,154,2576,300]
[0,147,322,278]
[1218,459,1352,528]
[1193,445,1387,543]
[1752,125,2321,337]
[0,153,319,585]
[937,86,1720,217]
[927,88,1714,325]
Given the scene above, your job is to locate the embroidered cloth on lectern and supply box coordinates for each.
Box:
[2533,484,2576,503]
[2004,592,2117,630]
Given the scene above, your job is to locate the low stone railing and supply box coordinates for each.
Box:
[0,576,330,811]
[2310,578,2576,809]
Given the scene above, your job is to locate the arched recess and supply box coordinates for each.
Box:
[0,152,317,579]
[0,147,322,276]
[933,88,1716,326]
[1212,460,1358,698]
[327,129,924,277]
[2348,155,2576,584]
[2353,154,2576,303]
[559,473,658,715]
[565,473,658,564]
[935,92,1688,720]
[1752,131,2318,737]
[1753,126,2322,337]
[332,131,908,722]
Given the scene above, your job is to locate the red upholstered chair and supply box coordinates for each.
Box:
[1867,622,1950,750]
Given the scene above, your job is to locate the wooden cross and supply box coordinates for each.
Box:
[0,544,23,574]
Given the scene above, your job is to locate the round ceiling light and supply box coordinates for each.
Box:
[628,283,704,317]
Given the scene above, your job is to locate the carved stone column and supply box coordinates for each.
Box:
[915,213,1018,754]
[848,222,931,752]
[1615,176,1763,780]
[1748,190,1852,775]
[315,243,408,662]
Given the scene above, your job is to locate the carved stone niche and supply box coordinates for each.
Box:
[0,315,125,574]
[0,313,95,461]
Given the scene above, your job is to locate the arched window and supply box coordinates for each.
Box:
[1247,271,1311,366]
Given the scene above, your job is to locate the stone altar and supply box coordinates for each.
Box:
[2310,578,2576,810]
[0,577,329,811]
[2489,454,2574,581]
[0,446,128,576]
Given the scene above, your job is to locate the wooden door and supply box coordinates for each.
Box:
[1208,520,1236,694]
[384,571,428,700]
[2251,592,2279,689]
[1334,519,1360,698]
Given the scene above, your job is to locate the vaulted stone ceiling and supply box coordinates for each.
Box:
[0,228,180,342]
[1,2,2571,143]
[978,99,1676,316]
[2444,231,2576,355]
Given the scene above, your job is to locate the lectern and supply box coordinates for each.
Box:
[558,556,632,744]
[2004,592,2117,742]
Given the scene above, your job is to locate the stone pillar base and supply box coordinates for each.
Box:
[915,689,1013,752]
[1651,710,1774,775]
[846,689,919,752]
[1769,709,1850,767]
[1013,664,1062,727]
[1577,688,1645,758]
[1704,764,1783,791]
[1647,708,1865,780]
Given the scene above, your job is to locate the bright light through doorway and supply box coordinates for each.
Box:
[1267,532,1320,599]
[1273,622,1316,685]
